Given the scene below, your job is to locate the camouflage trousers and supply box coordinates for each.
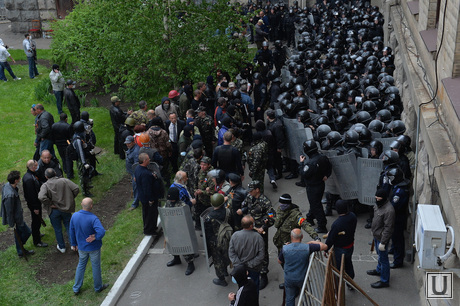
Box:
[260,230,269,275]
[210,244,230,278]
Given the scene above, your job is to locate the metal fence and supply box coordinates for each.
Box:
[297,249,379,306]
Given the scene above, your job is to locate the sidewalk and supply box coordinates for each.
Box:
[0,21,51,50]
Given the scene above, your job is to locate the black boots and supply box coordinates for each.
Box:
[167,255,181,267]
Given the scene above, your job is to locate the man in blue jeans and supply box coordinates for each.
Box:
[0,43,21,82]
[22,33,39,79]
[38,168,79,253]
[1,171,35,258]
[366,188,395,288]
[278,228,327,306]
[70,197,108,295]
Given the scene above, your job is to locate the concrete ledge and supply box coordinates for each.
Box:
[420,29,437,53]
[101,235,153,306]
[101,218,162,306]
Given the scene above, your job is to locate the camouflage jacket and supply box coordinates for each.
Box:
[180,156,200,194]
[241,193,275,232]
[129,109,149,125]
[273,204,318,250]
[195,166,215,206]
[231,137,246,164]
[148,127,172,159]
[195,115,215,143]
[247,140,268,175]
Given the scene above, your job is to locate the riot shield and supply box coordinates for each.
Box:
[158,205,198,255]
[376,137,398,152]
[357,157,383,205]
[283,118,313,160]
[308,97,318,113]
[281,68,291,84]
[329,153,359,200]
[320,150,339,194]
[360,148,369,158]
[200,207,214,273]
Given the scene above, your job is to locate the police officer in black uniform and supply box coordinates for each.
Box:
[299,140,332,233]
[51,113,74,179]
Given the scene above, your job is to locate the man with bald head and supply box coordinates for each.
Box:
[70,198,108,295]
[36,149,62,184]
[229,214,265,296]
[22,160,47,247]
[169,170,196,207]
[278,228,327,306]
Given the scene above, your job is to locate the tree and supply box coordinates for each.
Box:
[51,0,249,102]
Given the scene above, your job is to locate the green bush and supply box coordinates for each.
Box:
[51,0,249,102]
[34,78,52,102]
[90,97,99,107]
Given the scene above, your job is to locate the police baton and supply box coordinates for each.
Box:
[14,227,28,261]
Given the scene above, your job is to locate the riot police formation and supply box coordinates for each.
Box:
[22,1,415,298]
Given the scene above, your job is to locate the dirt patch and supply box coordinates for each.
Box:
[0,175,133,285]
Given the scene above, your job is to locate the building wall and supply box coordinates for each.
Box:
[388,0,460,304]
[5,0,56,33]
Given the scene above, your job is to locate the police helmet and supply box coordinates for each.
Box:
[303,140,318,155]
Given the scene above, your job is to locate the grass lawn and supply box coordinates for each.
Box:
[0,53,146,304]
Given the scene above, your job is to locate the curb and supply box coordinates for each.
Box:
[101,218,162,306]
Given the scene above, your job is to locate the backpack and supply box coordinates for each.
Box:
[216,209,233,250]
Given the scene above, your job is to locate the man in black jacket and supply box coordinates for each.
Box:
[109,96,131,157]
[63,80,80,124]
[35,104,55,156]
[299,140,332,234]
[35,150,63,184]
[22,160,48,247]
[52,113,74,179]
[266,110,285,180]
[165,113,185,173]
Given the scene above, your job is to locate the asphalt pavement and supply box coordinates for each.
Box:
[108,167,422,306]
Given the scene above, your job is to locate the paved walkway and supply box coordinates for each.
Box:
[104,167,422,306]
[0,21,51,50]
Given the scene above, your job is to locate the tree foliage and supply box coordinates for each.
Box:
[51,0,249,101]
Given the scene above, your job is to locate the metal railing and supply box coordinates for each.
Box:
[297,248,379,306]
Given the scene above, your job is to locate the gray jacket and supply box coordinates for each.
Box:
[23,38,33,57]
[1,183,25,227]
[371,201,395,245]
[38,177,79,215]
[228,229,265,271]
[49,70,65,91]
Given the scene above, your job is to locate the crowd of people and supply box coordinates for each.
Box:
[1,0,415,303]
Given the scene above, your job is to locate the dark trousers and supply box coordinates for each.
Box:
[69,109,80,125]
[57,144,74,178]
[306,182,327,228]
[274,150,283,177]
[14,223,31,256]
[391,215,407,265]
[113,130,121,155]
[27,56,39,79]
[0,61,17,81]
[29,208,43,245]
[334,246,355,279]
[259,230,269,274]
[54,90,64,114]
[170,142,179,173]
[141,200,158,235]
